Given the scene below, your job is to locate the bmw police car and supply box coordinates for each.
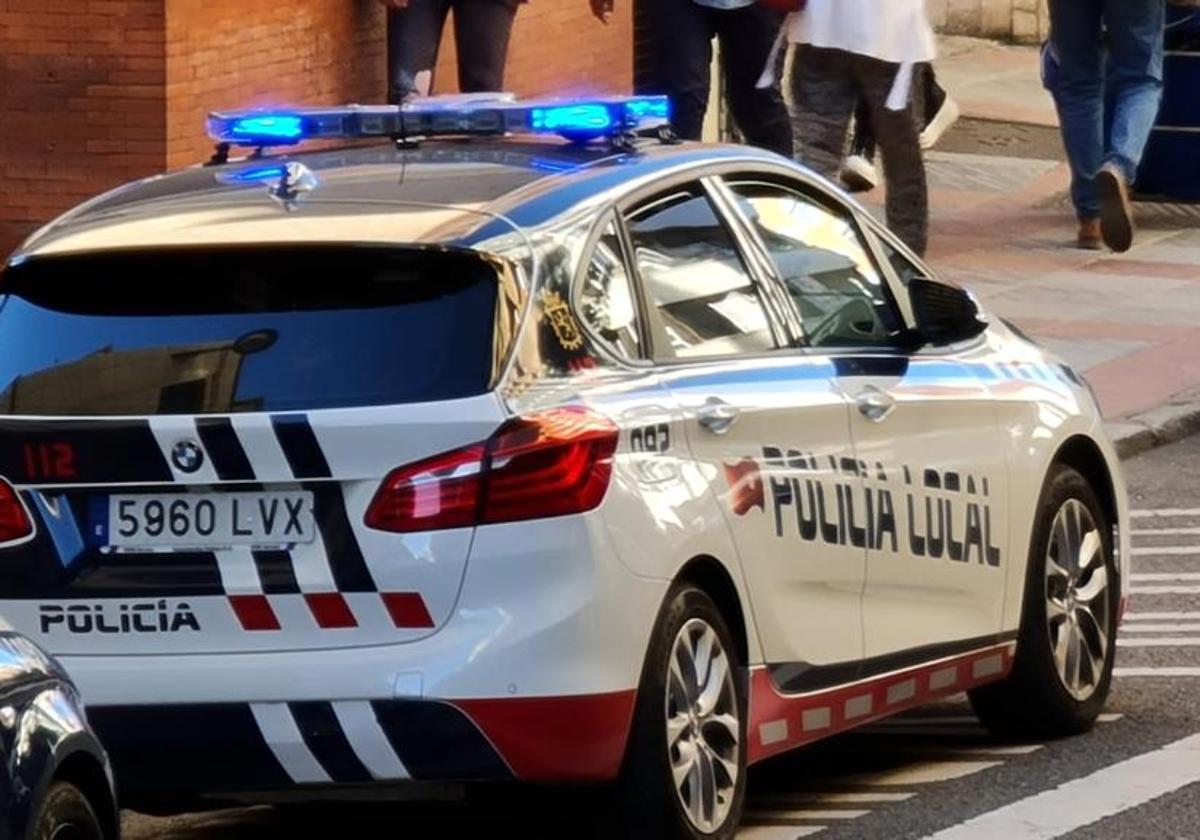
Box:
[0,95,1127,838]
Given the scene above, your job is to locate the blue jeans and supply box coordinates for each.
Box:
[1047,0,1166,220]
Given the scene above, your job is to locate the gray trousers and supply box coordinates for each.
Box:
[791,45,928,256]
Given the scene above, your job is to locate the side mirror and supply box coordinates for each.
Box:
[909,277,988,345]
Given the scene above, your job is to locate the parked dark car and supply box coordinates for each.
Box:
[0,630,117,840]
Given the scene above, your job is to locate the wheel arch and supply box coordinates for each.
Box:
[54,749,118,840]
[1051,434,1119,533]
[673,554,751,667]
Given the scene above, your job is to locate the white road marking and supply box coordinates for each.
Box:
[1131,547,1200,556]
[1117,637,1200,647]
[1119,623,1200,633]
[739,827,826,839]
[1130,572,1200,580]
[1123,611,1200,621]
[751,792,917,806]
[847,760,1002,786]
[250,703,331,784]
[1129,585,1200,594]
[1132,526,1200,535]
[902,744,1044,757]
[1130,508,1200,517]
[1115,666,1200,677]
[922,733,1200,839]
[1098,713,1124,722]
[745,809,869,821]
[872,715,979,726]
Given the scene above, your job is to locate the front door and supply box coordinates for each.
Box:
[621,179,864,673]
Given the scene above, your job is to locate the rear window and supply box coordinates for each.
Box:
[0,246,502,415]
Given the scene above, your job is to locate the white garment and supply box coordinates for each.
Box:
[786,0,937,65]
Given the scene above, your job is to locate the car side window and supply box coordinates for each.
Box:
[577,218,643,361]
[626,186,778,361]
[728,181,904,349]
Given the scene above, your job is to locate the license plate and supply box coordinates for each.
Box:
[97,492,316,551]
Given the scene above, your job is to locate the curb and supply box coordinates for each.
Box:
[1106,390,1200,460]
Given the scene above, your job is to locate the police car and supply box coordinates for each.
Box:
[0,95,1128,838]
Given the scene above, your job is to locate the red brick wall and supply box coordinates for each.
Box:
[0,0,167,258]
[1,1,633,259]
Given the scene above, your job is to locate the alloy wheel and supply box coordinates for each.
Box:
[665,618,740,834]
[1044,498,1112,701]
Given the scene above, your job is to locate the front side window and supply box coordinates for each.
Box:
[577,218,642,362]
[729,181,904,349]
[626,186,777,361]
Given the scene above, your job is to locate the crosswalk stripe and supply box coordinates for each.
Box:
[1115,666,1200,677]
[1130,508,1200,517]
[1130,572,1200,580]
[745,809,869,821]
[739,827,826,839]
[1131,526,1200,535]
[847,760,1002,786]
[751,792,916,805]
[1130,547,1200,556]
[921,734,1200,839]
[1130,585,1200,594]
[1119,623,1200,633]
[1117,637,1200,647]
[1123,611,1200,621]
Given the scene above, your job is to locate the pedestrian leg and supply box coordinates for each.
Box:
[1101,0,1166,182]
[859,56,928,256]
[387,0,452,103]
[1047,0,1106,222]
[718,5,793,156]
[452,0,520,93]
[790,46,858,181]
[648,0,715,141]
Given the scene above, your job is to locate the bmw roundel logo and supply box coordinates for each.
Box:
[171,440,205,474]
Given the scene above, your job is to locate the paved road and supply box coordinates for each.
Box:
[123,435,1200,839]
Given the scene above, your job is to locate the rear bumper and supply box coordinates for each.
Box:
[60,515,665,793]
[89,691,637,796]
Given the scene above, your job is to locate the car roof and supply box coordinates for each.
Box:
[11,137,790,261]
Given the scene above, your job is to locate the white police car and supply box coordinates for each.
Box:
[0,95,1128,838]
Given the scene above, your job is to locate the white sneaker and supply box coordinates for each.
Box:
[920,95,960,150]
[840,154,879,193]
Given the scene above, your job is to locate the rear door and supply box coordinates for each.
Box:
[620,177,865,673]
[0,245,519,656]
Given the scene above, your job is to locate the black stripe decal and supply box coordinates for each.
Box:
[289,702,373,784]
[89,704,291,794]
[252,550,300,595]
[271,414,331,479]
[312,484,375,592]
[372,700,512,781]
[0,419,172,485]
[768,631,1019,695]
[196,417,255,481]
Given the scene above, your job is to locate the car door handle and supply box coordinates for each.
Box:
[855,387,896,422]
[697,398,740,435]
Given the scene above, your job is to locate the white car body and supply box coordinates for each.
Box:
[0,134,1128,801]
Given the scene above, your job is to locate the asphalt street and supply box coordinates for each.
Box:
[121,434,1200,839]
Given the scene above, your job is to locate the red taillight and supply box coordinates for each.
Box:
[364,407,619,534]
[0,479,33,546]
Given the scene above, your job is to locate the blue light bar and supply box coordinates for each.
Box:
[206,95,672,148]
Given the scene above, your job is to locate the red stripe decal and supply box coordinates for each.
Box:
[454,690,638,782]
[747,642,1016,764]
[381,592,435,629]
[304,592,358,629]
[228,595,281,631]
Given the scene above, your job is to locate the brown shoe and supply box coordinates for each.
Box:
[1096,163,1135,253]
[1077,218,1102,250]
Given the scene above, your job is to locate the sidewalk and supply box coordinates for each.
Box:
[879,37,1200,456]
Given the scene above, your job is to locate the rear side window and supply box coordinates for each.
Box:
[0,247,504,415]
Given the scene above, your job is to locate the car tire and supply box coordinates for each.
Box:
[613,584,747,840]
[970,464,1118,739]
[30,781,105,840]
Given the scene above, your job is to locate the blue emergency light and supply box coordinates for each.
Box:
[206,95,672,148]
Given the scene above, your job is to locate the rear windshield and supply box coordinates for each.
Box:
[0,246,501,415]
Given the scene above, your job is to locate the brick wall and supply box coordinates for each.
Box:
[0,1,633,259]
[928,0,1050,44]
[0,0,167,258]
